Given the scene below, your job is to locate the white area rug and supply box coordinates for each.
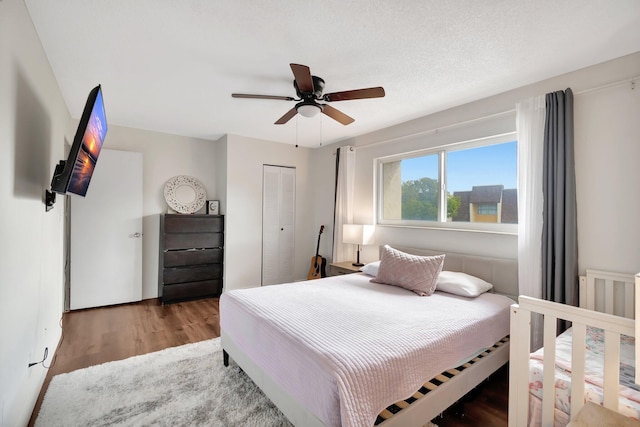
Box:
[36,338,289,427]
[36,338,439,426]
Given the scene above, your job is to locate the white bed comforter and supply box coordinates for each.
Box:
[220,273,511,427]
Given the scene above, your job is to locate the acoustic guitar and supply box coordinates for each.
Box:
[307,225,327,280]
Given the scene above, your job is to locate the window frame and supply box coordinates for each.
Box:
[376,132,518,235]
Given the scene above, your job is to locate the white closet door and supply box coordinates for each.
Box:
[262,165,295,285]
[278,167,295,281]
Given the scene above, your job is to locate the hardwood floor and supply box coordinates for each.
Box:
[28,297,220,426]
[28,297,508,427]
[434,364,509,427]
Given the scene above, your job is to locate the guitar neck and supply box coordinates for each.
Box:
[313,226,324,264]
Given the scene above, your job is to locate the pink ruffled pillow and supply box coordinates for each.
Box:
[371,245,445,296]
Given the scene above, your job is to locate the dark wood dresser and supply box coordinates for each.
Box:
[159,214,224,303]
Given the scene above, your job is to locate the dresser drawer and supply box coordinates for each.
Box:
[164,248,222,267]
[164,232,223,250]
[164,215,223,233]
[162,279,222,302]
[163,264,222,284]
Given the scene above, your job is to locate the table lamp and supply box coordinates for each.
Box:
[343,224,374,267]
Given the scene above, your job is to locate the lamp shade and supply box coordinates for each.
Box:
[343,224,374,245]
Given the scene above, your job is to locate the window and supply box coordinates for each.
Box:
[477,203,498,215]
[378,134,517,232]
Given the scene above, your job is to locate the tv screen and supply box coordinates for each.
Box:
[50,84,107,197]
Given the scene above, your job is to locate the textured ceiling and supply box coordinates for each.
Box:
[25,0,640,147]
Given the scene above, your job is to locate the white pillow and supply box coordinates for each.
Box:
[360,261,380,276]
[436,271,493,297]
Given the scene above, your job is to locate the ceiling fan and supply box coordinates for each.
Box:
[232,63,385,125]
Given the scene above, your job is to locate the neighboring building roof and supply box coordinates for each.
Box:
[451,185,518,223]
[501,188,518,223]
[452,191,471,221]
[470,185,504,203]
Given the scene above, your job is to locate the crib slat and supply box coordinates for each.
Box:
[603,330,620,411]
[624,281,634,319]
[570,323,586,419]
[509,305,532,427]
[542,315,557,426]
[586,276,596,311]
[579,276,587,309]
[605,279,615,315]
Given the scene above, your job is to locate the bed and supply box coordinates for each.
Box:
[220,246,518,427]
[509,269,640,426]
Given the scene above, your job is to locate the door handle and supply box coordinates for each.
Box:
[130,232,143,238]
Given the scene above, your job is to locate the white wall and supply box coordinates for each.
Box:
[574,79,640,274]
[0,0,70,425]
[314,52,640,274]
[223,134,314,291]
[101,125,219,299]
[309,147,340,262]
[215,135,228,217]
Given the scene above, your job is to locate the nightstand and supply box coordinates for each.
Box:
[328,261,362,276]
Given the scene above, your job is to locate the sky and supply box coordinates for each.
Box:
[401,141,517,193]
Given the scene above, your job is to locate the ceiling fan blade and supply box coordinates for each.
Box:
[275,107,298,125]
[321,104,354,125]
[290,64,314,93]
[232,93,295,101]
[323,87,385,102]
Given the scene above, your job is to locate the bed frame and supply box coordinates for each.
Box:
[508,269,640,426]
[221,247,518,427]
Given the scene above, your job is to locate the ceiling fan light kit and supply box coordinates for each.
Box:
[296,103,322,117]
[232,63,385,126]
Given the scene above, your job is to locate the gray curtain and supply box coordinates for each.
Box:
[541,88,578,317]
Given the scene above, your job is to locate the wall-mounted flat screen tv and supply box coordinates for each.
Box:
[50,84,107,197]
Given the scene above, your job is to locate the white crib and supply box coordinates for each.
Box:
[509,270,640,426]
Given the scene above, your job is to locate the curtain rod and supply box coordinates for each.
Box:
[352,109,516,151]
[574,75,638,95]
[351,74,637,151]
